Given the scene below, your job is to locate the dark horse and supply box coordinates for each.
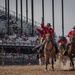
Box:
[32,36,44,65]
[38,36,44,65]
[58,37,68,66]
[58,37,67,56]
[44,33,56,71]
[67,35,75,70]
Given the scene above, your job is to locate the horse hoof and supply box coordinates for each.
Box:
[45,69,48,72]
[52,69,54,71]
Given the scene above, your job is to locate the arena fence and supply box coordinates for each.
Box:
[0,53,39,65]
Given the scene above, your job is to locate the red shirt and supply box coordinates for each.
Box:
[36,28,44,35]
[72,29,75,36]
[41,23,54,37]
[58,38,67,45]
[67,31,73,37]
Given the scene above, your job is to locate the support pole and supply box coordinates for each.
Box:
[5,0,8,15]
[16,0,18,21]
[31,0,34,36]
[61,0,64,36]
[20,0,23,35]
[42,0,44,24]
[26,0,28,22]
[8,0,9,35]
[52,0,55,30]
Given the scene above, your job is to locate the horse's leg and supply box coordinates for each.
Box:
[45,57,48,71]
[54,55,56,62]
[70,57,74,70]
[39,53,42,65]
[39,57,42,65]
[52,58,54,70]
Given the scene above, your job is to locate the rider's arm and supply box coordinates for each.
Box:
[36,28,43,35]
[41,20,47,31]
[34,39,46,50]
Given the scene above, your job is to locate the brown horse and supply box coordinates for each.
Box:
[58,37,66,56]
[44,33,56,71]
[67,35,75,70]
[58,37,68,66]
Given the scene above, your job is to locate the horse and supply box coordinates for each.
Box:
[58,37,68,66]
[58,37,67,56]
[38,36,44,65]
[67,35,75,70]
[32,35,44,65]
[44,32,56,71]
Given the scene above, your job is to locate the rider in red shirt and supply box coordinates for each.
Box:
[41,20,54,37]
[63,26,75,55]
[71,26,75,36]
[58,36,67,45]
[34,19,59,53]
[36,19,54,38]
[41,21,59,53]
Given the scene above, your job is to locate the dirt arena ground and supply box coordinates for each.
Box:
[0,58,75,75]
[0,65,75,75]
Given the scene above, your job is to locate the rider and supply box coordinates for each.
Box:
[58,36,67,45]
[63,26,75,55]
[33,19,59,53]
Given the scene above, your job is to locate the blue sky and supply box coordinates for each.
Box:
[0,0,75,36]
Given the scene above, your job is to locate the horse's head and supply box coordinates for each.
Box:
[44,32,54,52]
[45,32,52,41]
[58,37,67,54]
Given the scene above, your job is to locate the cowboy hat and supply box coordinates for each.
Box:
[47,23,52,26]
[73,26,75,29]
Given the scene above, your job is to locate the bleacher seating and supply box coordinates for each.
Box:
[0,6,40,46]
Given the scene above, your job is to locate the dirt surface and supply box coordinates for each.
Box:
[0,65,75,75]
[0,58,75,75]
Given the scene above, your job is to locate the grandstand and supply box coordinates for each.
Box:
[0,5,40,65]
[0,6,40,54]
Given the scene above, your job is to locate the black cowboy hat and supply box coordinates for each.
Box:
[59,36,66,40]
[47,23,52,26]
[73,26,75,29]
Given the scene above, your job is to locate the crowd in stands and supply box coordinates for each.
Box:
[0,52,38,65]
[0,33,39,46]
[0,9,40,46]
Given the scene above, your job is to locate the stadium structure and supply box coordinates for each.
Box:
[0,1,40,65]
[0,0,64,65]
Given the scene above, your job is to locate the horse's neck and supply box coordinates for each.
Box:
[45,40,53,49]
